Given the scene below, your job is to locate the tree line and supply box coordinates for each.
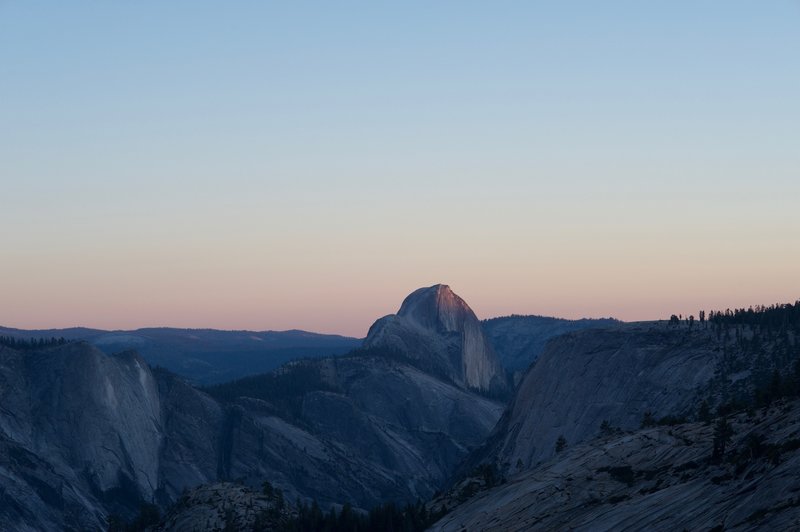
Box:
[203,362,338,423]
[0,335,69,350]
[275,499,443,532]
[669,301,800,332]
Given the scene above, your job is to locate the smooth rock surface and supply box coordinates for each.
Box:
[472,324,719,473]
[365,284,508,395]
[433,401,800,531]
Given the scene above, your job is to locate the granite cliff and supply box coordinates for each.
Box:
[482,314,618,376]
[0,286,505,530]
[365,284,508,396]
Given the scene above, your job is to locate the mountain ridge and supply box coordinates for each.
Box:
[0,325,361,385]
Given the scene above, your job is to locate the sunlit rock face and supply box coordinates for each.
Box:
[365,284,509,396]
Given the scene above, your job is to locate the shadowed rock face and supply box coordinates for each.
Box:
[468,324,719,474]
[0,343,202,529]
[0,287,507,530]
[219,356,503,508]
[365,285,508,396]
[482,314,619,375]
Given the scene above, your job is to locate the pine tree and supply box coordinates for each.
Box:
[712,417,734,461]
[698,400,712,424]
[555,435,567,453]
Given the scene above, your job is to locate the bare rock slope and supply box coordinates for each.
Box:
[365,284,508,396]
[472,324,719,474]
[0,342,224,530]
[156,482,288,532]
[433,400,800,531]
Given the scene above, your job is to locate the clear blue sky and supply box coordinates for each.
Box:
[1,2,798,335]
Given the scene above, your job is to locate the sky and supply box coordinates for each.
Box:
[1,2,799,337]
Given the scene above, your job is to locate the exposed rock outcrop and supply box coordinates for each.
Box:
[156,482,288,532]
[365,285,508,396]
[470,324,719,473]
[432,400,800,531]
[0,343,166,529]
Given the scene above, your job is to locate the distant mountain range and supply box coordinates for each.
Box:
[0,326,361,385]
[0,306,616,386]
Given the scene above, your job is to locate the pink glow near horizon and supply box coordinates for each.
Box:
[2,191,798,337]
[3,266,797,338]
[2,3,798,336]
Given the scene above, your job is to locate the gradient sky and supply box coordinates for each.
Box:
[1,2,799,337]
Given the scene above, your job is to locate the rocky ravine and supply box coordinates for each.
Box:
[432,400,800,531]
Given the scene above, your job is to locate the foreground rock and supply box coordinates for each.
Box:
[156,482,287,532]
[432,400,800,531]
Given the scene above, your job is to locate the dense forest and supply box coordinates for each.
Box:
[275,499,442,532]
[107,484,442,532]
[203,362,338,422]
[669,301,800,417]
[707,302,800,330]
[0,336,68,350]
